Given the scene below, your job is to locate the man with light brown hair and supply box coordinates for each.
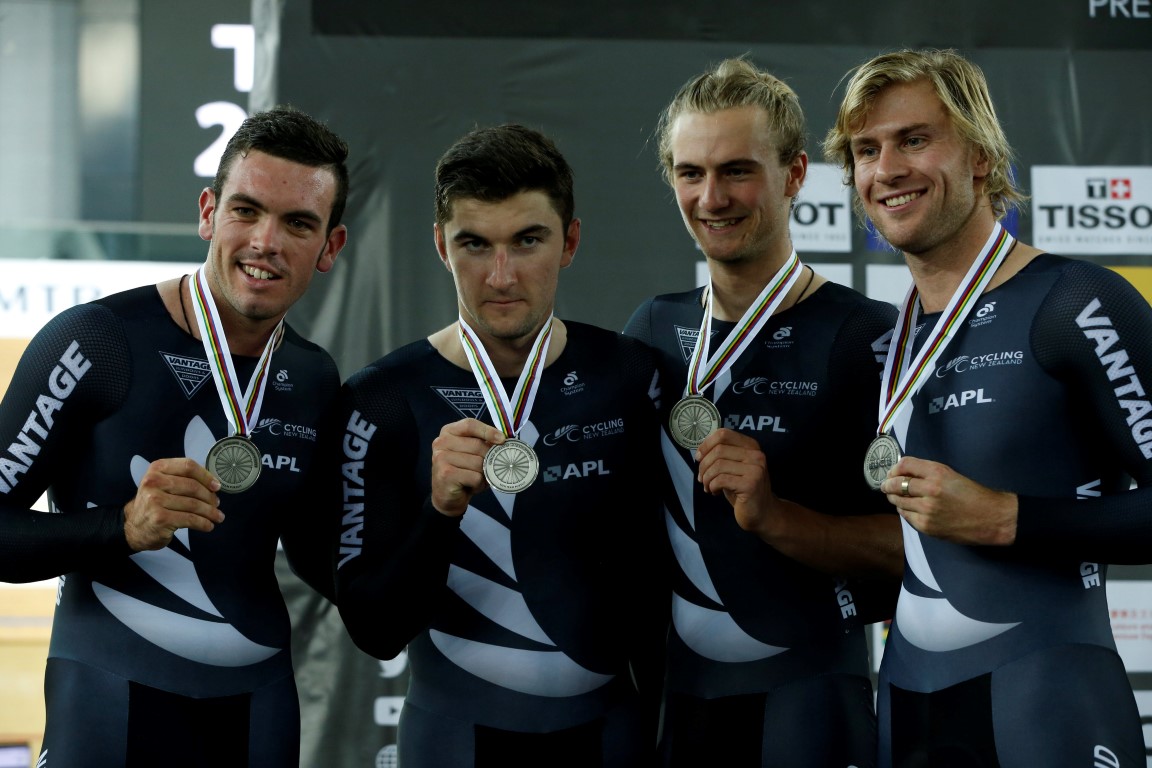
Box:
[825,47,1149,767]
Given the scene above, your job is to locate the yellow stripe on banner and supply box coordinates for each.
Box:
[0,338,31,399]
[1109,266,1152,308]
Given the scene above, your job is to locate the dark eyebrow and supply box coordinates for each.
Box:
[226,192,324,226]
[451,228,487,245]
[451,224,553,244]
[514,224,552,239]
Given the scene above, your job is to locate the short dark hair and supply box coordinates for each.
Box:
[434,124,574,229]
[213,105,350,232]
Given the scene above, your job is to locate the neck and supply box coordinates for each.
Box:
[904,216,998,314]
[707,248,800,321]
[433,318,567,378]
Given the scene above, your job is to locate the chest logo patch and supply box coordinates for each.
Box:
[160,352,212,399]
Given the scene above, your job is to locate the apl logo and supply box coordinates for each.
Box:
[928,388,992,413]
[543,460,610,482]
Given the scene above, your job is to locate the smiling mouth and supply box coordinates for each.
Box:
[242,265,277,280]
[883,192,921,208]
[701,218,740,230]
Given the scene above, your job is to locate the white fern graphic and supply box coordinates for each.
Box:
[430,422,613,697]
[662,427,786,662]
[89,415,279,666]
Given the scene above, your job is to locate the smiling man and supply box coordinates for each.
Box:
[0,105,349,766]
[623,57,902,767]
[335,123,667,767]
[825,47,1152,767]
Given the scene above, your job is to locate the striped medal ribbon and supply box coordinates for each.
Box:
[669,250,803,450]
[458,315,553,494]
[190,267,283,493]
[863,222,1016,489]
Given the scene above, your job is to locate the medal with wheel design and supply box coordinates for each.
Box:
[669,395,721,451]
[206,435,263,493]
[483,438,539,494]
[862,433,902,491]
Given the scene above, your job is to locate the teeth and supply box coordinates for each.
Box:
[243,265,274,280]
[703,219,738,230]
[884,192,920,207]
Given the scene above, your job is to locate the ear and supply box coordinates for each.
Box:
[434,223,452,271]
[784,151,808,198]
[971,147,991,181]
[315,224,347,274]
[559,218,581,269]
[197,188,216,242]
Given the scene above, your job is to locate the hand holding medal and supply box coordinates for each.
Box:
[457,315,552,494]
[672,251,803,451]
[189,268,282,493]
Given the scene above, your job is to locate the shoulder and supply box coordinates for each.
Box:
[34,294,133,353]
[1024,253,1147,307]
[624,288,705,342]
[564,319,655,357]
[344,339,436,391]
[91,284,166,321]
[561,320,660,389]
[280,324,340,384]
[809,280,898,332]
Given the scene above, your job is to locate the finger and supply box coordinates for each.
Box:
[151,457,222,492]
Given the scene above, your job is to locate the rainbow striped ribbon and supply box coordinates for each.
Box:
[190,268,284,439]
[458,315,553,438]
[877,222,1015,437]
[685,250,803,399]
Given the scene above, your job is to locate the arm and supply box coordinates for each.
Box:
[0,303,218,581]
[279,352,343,602]
[884,261,1152,563]
[334,363,504,659]
[696,428,903,580]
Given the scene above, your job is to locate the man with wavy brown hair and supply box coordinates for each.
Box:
[825,47,1148,767]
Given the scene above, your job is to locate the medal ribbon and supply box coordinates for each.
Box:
[190,268,284,438]
[458,315,553,438]
[876,222,1015,436]
[684,250,803,399]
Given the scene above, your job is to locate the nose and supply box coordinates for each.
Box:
[699,174,728,212]
[873,144,907,186]
[250,216,282,255]
[487,246,515,289]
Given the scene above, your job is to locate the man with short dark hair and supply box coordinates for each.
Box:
[336,123,666,767]
[0,105,349,766]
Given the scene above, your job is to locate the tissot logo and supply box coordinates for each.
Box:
[1031,166,1152,255]
[1087,177,1132,200]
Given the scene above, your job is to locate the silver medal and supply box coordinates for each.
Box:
[669,394,721,451]
[483,438,539,494]
[863,433,902,491]
[206,435,263,493]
